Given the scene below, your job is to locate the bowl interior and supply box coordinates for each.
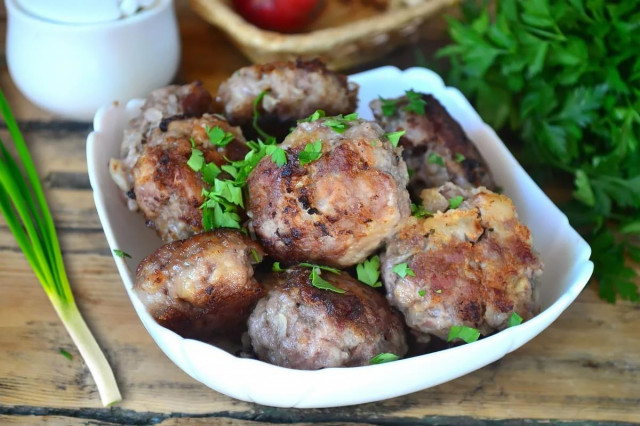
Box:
[87,66,593,408]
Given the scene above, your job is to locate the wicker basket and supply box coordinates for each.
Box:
[189,0,455,70]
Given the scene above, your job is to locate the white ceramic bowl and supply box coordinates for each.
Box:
[5,0,180,121]
[87,67,594,408]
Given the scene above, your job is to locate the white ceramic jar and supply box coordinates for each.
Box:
[5,0,180,120]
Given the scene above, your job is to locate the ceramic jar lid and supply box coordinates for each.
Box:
[14,0,158,25]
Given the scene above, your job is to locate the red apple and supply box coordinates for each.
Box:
[232,0,325,33]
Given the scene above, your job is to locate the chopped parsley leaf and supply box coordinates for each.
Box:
[449,195,464,209]
[508,312,523,327]
[427,153,445,167]
[187,148,205,172]
[207,203,241,230]
[298,140,323,165]
[323,113,358,134]
[272,262,285,272]
[213,179,244,207]
[206,125,234,147]
[447,325,481,343]
[411,203,433,218]
[369,353,399,364]
[113,249,131,259]
[299,262,341,274]
[309,267,345,293]
[250,249,261,263]
[404,90,427,115]
[356,255,382,288]
[266,145,287,167]
[324,118,347,133]
[386,130,406,148]
[455,152,466,163]
[418,289,426,297]
[201,163,221,185]
[221,164,239,179]
[392,262,415,278]
[300,109,326,122]
[379,96,397,117]
[252,90,276,143]
[59,348,73,361]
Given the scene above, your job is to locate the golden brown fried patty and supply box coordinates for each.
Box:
[247,266,408,369]
[134,230,264,341]
[217,59,358,139]
[370,93,495,195]
[382,185,542,342]
[132,114,247,242]
[246,118,411,268]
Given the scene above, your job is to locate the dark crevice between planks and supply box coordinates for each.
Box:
[45,171,91,190]
[0,406,636,426]
[0,120,92,133]
[0,225,105,235]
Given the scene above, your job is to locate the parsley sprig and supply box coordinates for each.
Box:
[439,0,640,303]
[404,90,427,115]
[508,312,523,327]
[449,196,464,210]
[447,325,481,344]
[271,262,345,293]
[379,97,398,117]
[427,153,445,167]
[299,109,326,123]
[385,130,405,148]
[369,353,399,364]
[392,262,415,278]
[323,113,358,134]
[300,263,344,293]
[206,125,234,147]
[185,91,295,231]
[309,267,345,294]
[298,140,323,165]
[356,255,382,288]
[411,203,433,218]
[378,90,427,117]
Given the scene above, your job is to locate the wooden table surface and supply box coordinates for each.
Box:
[1,2,639,425]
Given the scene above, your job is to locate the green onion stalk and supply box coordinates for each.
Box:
[0,89,121,406]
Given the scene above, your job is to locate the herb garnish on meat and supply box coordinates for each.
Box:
[369,353,400,364]
[449,196,464,210]
[392,262,415,278]
[385,130,405,148]
[508,312,523,327]
[298,140,323,165]
[447,325,480,343]
[356,255,382,288]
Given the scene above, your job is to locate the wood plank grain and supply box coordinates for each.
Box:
[0,414,118,425]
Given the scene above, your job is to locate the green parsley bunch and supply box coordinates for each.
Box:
[438,0,640,302]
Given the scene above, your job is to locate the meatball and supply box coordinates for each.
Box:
[134,230,265,341]
[247,266,408,369]
[246,118,411,268]
[132,114,248,242]
[110,82,215,201]
[381,184,542,342]
[217,59,359,140]
[370,92,495,195]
